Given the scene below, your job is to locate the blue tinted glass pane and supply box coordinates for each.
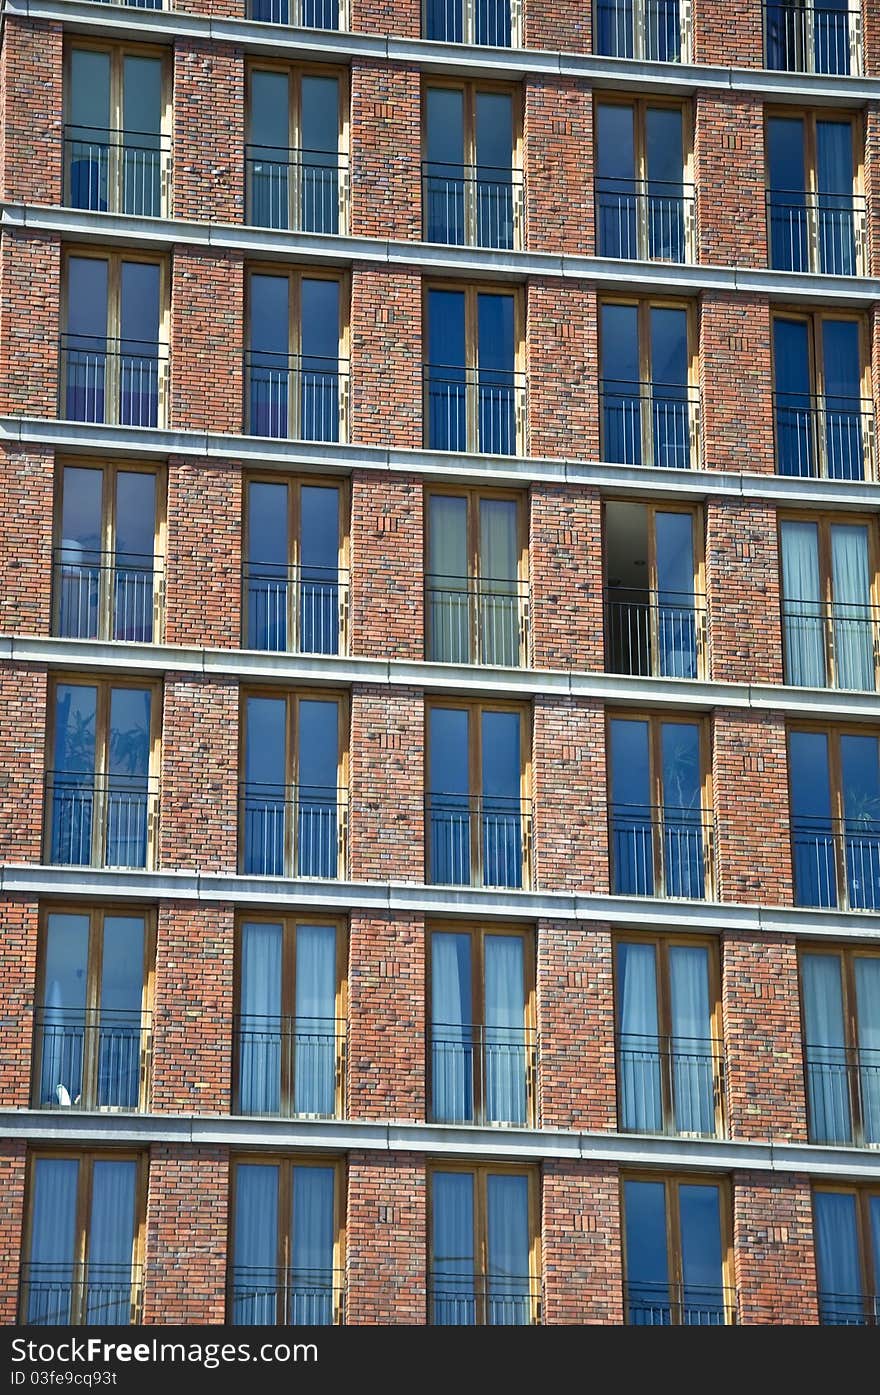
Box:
[610,718,650,805]
[301,486,338,571]
[54,684,97,772]
[601,302,639,383]
[814,1191,863,1324]
[297,700,338,789]
[655,512,694,600]
[481,710,520,799]
[790,731,831,819]
[660,722,701,808]
[487,1174,530,1324]
[624,1179,669,1324]
[823,320,861,399]
[476,92,512,171]
[650,308,687,385]
[120,262,159,345]
[477,294,514,374]
[429,289,466,367]
[679,1183,722,1286]
[301,77,338,156]
[248,482,288,566]
[70,50,110,131]
[768,116,805,190]
[774,318,810,395]
[432,1172,475,1326]
[28,1158,79,1324]
[430,708,470,795]
[646,107,683,184]
[245,697,286,785]
[597,104,634,180]
[426,88,463,167]
[107,688,150,777]
[122,57,162,138]
[250,275,289,355]
[250,71,288,148]
[301,279,338,362]
[67,258,108,340]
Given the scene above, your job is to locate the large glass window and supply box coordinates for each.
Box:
[622,1176,732,1325]
[600,300,697,469]
[813,1187,880,1325]
[423,83,518,249]
[425,489,525,667]
[246,270,345,442]
[780,514,878,689]
[789,727,880,911]
[430,1167,539,1325]
[423,0,515,46]
[244,478,345,655]
[424,286,522,456]
[246,66,344,233]
[604,501,704,679]
[65,45,169,217]
[765,2,858,77]
[594,0,685,61]
[766,112,863,275]
[596,100,691,263]
[230,1160,341,1325]
[772,313,872,481]
[801,948,880,1147]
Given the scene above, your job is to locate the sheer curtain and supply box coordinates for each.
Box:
[479,499,518,667]
[432,1172,475,1326]
[781,520,825,686]
[239,922,282,1115]
[484,935,526,1125]
[487,1174,530,1325]
[831,526,873,690]
[87,1160,136,1324]
[294,925,337,1116]
[428,496,468,663]
[802,954,852,1143]
[669,946,715,1135]
[431,933,472,1123]
[291,1166,335,1325]
[816,121,855,275]
[815,1191,863,1323]
[28,1158,78,1325]
[855,956,880,1146]
[233,1164,279,1325]
[617,942,662,1132]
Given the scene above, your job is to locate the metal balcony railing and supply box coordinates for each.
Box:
[428,1023,536,1126]
[33,1007,151,1112]
[240,782,346,880]
[426,793,530,890]
[617,1032,724,1138]
[64,126,170,218]
[245,147,346,233]
[422,164,523,250]
[596,178,695,264]
[818,1291,880,1326]
[624,1281,737,1326]
[21,1263,142,1327]
[229,1268,344,1326]
[781,599,879,691]
[243,563,347,656]
[764,3,861,75]
[46,771,158,871]
[423,0,517,46]
[234,1013,346,1118]
[247,0,344,27]
[792,815,880,912]
[428,1274,540,1326]
[53,549,162,645]
[425,575,528,668]
[609,803,714,900]
[773,393,875,482]
[767,189,866,276]
[804,1043,880,1147]
[604,588,706,680]
[60,335,168,429]
[424,365,526,456]
[600,380,701,469]
[595,0,686,61]
[245,352,347,443]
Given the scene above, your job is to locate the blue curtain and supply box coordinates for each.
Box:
[484,935,526,1125]
[679,1183,725,1325]
[617,941,662,1133]
[802,954,852,1144]
[239,922,282,1115]
[669,946,715,1135]
[815,1191,864,1324]
[87,1160,136,1324]
[233,1164,279,1325]
[27,1159,79,1325]
[816,121,855,275]
[293,925,337,1116]
[486,1174,530,1325]
[855,957,880,1146]
[780,520,825,686]
[432,1172,475,1326]
[431,932,473,1123]
[291,1166,335,1325]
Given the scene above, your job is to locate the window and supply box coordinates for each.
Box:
[622,1175,733,1325]
[234,917,346,1118]
[61,251,167,428]
[429,1166,539,1325]
[240,690,347,879]
[765,1,859,76]
[814,1188,880,1325]
[594,0,687,60]
[423,82,520,250]
[246,65,346,233]
[53,461,164,644]
[244,477,346,655]
[33,909,152,1113]
[426,702,529,889]
[789,726,880,911]
[428,925,535,1126]
[608,714,712,900]
[247,0,344,28]
[779,514,878,690]
[599,300,698,470]
[21,1153,145,1326]
[246,269,346,442]
[772,312,873,481]
[424,285,524,456]
[801,948,880,1147]
[230,1160,342,1325]
[64,44,169,218]
[615,935,723,1138]
[45,678,160,870]
[596,99,693,264]
[423,0,516,46]
[425,488,527,667]
[604,501,705,680]
[766,111,864,275]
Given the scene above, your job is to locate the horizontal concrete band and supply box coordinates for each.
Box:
[9,0,880,104]
[5,204,880,308]
[3,1107,880,1179]
[3,863,879,942]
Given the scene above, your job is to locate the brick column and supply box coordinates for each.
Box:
[527,280,598,461]
[693,0,764,65]
[350,0,419,35]
[529,483,603,671]
[150,903,235,1115]
[347,913,425,1122]
[536,919,616,1132]
[695,96,767,267]
[143,1145,230,1324]
[532,697,608,893]
[172,42,245,224]
[699,292,774,473]
[524,3,590,48]
[172,0,244,14]
[0,1142,27,1324]
[863,104,880,278]
[345,1151,427,1324]
[0,664,47,863]
[0,18,62,207]
[0,898,38,1108]
[158,676,239,873]
[349,472,423,660]
[541,1161,623,1324]
[706,499,783,685]
[164,456,242,649]
[523,79,593,256]
[349,686,424,883]
[349,62,420,240]
[712,710,793,906]
[864,2,880,78]
[0,445,53,637]
[169,250,244,435]
[0,231,60,417]
[349,265,421,449]
[733,1173,819,1324]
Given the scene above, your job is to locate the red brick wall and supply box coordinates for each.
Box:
[349,63,420,240]
[172,42,245,225]
[527,281,598,460]
[345,1151,427,1324]
[712,710,794,906]
[0,231,60,418]
[0,898,38,1109]
[706,499,783,684]
[694,0,764,66]
[173,0,245,15]
[529,483,603,671]
[349,686,424,882]
[541,1161,623,1324]
[523,79,593,255]
[733,1173,819,1324]
[164,456,242,649]
[0,664,47,863]
[158,676,239,872]
[700,293,774,474]
[150,903,235,1114]
[350,0,420,36]
[0,18,62,207]
[723,933,808,1143]
[0,445,53,637]
[143,1145,229,1324]
[695,97,767,267]
[349,472,423,660]
[865,2,880,78]
[0,1142,27,1324]
[537,919,616,1131]
[169,250,244,435]
[524,2,589,49]
[349,266,421,448]
[347,913,425,1121]
[863,105,880,279]
[532,697,608,893]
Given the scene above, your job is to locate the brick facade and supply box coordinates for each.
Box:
[733,1173,820,1325]
[142,1145,230,1324]
[347,912,425,1121]
[345,1152,427,1324]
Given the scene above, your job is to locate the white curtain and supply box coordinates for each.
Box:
[815,1191,863,1323]
[479,499,518,667]
[239,922,282,1115]
[28,1158,78,1324]
[831,525,873,690]
[428,495,468,663]
[781,520,825,686]
[294,925,337,1116]
[486,1174,530,1325]
[431,933,472,1122]
[802,954,852,1143]
[855,956,880,1145]
[669,946,715,1135]
[617,942,662,1132]
[432,1172,475,1326]
[484,935,526,1125]
[291,1166,335,1325]
[233,1164,279,1325]
[87,1160,136,1324]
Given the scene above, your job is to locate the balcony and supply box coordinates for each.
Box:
[804,1043,880,1146]
[245,352,347,442]
[33,1007,151,1112]
[773,392,875,481]
[818,1291,880,1326]
[594,0,686,61]
[234,1013,346,1118]
[617,1032,724,1137]
[428,1023,536,1126]
[428,1274,540,1326]
[425,576,528,667]
[53,549,162,645]
[229,1268,344,1326]
[247,0,344,25]
[60,335,167,429]
[609,804,714,900]
[243,563,347,656]
[596,178,695,264]
[21,1263,142,1327]
[422,164,522,250]
[64,127,170,219]
[246,147,346,233]
[764,3,861,75]
[605,588,706,680]
[46,771,158,870]
[240,782,347,879]
[600,381,701,469]
[792,815,880,911]
[423,0,516,46]
[426,794,530,890]
[424,366,526,457]
[624,1281,737,1326]
[782,599,879,690]
[767,189,866,275]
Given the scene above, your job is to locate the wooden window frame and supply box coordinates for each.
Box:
[799,942,880,1146]
[812,1183,880,1310]
[787,720,880,910]
[770,309,874,480]
[620,1171,734,1325]
[764,107,865,274]
[420,76,523,249]
[597,295,700,468]
[594,93,694,262]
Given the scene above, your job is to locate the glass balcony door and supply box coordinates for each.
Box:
[67,49,165,218]
[247,69,340,233]
[605,501,701,679]
[424,0,513,46]
[231,1163,337,1326]
[623,1178,729,1325]
[63,255,162,427]
[427,706,525,889]
[781,518,875,688]
[790,730,880,910]
[425,288,519,455]
[766,1,854,76]
[245,479,342,654]
[814,1190,880,1325]
[609,716,707,899]
[601,302,693,469]
[426,492,521,666]
[767,115,858,275]
[800,948,880,1149]
[424,87,515,249]
[773,316,867,480]
[248,274,341,441]
[431,1170,533,1326]
[597,103,688,263]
